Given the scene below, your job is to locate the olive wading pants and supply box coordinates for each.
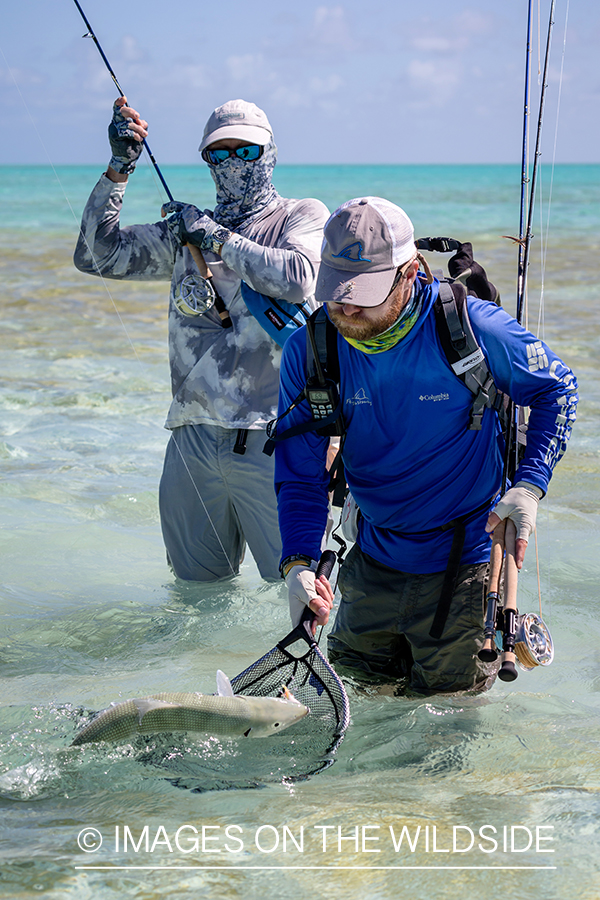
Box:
[328,544,499,693]
[159,424,281,582]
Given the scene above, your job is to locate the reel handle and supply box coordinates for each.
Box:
[184,243,232,328]
[478,519,506,662]
[185,242,209,278]
[498,518,519,682]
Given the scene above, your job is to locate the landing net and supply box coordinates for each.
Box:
[135,633,350,791]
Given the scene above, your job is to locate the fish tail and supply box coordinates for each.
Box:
[71,700,139,746]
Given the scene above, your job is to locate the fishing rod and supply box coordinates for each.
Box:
[72,0,231,325]
[72,1,236,577]
[515,0,535,331]
[517,0,557,327]
[481,0,558,681]
[504,0,557,489]
[72,0,173,203]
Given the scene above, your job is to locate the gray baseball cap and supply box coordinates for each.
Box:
[315,197,417,307]
[199,99,273,151]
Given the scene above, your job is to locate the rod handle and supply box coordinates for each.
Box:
[498,518,519,682]
[488,519,506,594]
[315,549,337,581]
[478,591,499,662]
[286,550,338,647]
[185,243,209,278]
[478,520,506,661]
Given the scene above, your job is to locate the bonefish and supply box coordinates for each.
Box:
[71,671,308,746]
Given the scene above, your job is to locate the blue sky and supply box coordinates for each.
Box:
[0,0,597,165]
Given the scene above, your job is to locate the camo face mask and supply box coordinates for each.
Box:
[209,140,279,229]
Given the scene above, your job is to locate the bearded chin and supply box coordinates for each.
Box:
[333,317,387,341]
[329,291,408,341]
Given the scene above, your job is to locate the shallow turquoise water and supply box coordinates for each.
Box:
[1,165,599,899]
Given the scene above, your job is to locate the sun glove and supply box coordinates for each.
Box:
[284,560,319,629]
[161,201,232,254]
[486,481,544,542]
[108,101,144,175]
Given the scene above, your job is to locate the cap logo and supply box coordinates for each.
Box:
[332,241,372,263]
[219,112,245,120]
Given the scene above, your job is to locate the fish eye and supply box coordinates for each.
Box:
[274,722,280,728]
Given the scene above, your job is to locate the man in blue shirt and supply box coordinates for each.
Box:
[275,197,577,693]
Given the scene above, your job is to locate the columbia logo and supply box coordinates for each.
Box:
[419,392,450,402]
[527,341,549,372]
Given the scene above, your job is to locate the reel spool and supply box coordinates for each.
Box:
[514,613,554,670]
[173,273,216,317]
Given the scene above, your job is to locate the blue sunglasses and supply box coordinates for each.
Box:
[202,145,264,166]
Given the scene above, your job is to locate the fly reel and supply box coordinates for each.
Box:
[173,273,216,317]
[491,610,554,671]
[478,521,554,681]
[514,613,554,670]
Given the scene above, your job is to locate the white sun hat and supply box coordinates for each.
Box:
[199,99,273,152]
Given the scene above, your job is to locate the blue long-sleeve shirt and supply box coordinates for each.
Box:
[275,278,578,573]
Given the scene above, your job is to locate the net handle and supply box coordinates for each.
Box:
[278,550,337,650]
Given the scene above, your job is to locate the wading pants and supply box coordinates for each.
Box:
[159,424,281,582]
[328,544,499,693]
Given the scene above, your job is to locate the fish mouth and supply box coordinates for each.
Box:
[281,685,305,706]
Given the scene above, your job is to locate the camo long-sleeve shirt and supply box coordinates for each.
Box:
[74,174,329,430]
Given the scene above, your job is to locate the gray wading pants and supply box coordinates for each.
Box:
[328,544,499,693]
[159,424,281,582]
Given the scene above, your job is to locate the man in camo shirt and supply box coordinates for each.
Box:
[74,97,329,582]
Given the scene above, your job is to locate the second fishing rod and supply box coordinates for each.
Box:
[480,0,558,682]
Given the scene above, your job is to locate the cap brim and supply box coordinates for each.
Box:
[315,262,397,308]
[199,124,272,152]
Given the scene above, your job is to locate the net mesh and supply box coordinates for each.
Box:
[135,634,350,790]
[231,636,350,764]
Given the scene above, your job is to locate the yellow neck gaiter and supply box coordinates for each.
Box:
[343,288,423,354]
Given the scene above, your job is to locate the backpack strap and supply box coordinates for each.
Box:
[434,280,498,431]
[262,308,344,456]
[306,306,340,383]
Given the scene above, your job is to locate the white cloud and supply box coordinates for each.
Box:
[168,64,208,91]
[270,85,311,109]
[408,59,461,103]
[410,9,494,55]
[411,37,455,53]
[308,74,343,94]
[455,9,493,36]
[311,6,357,50]
[0,66,43,88]
[121,35,145,63]
[226,53,266,84]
